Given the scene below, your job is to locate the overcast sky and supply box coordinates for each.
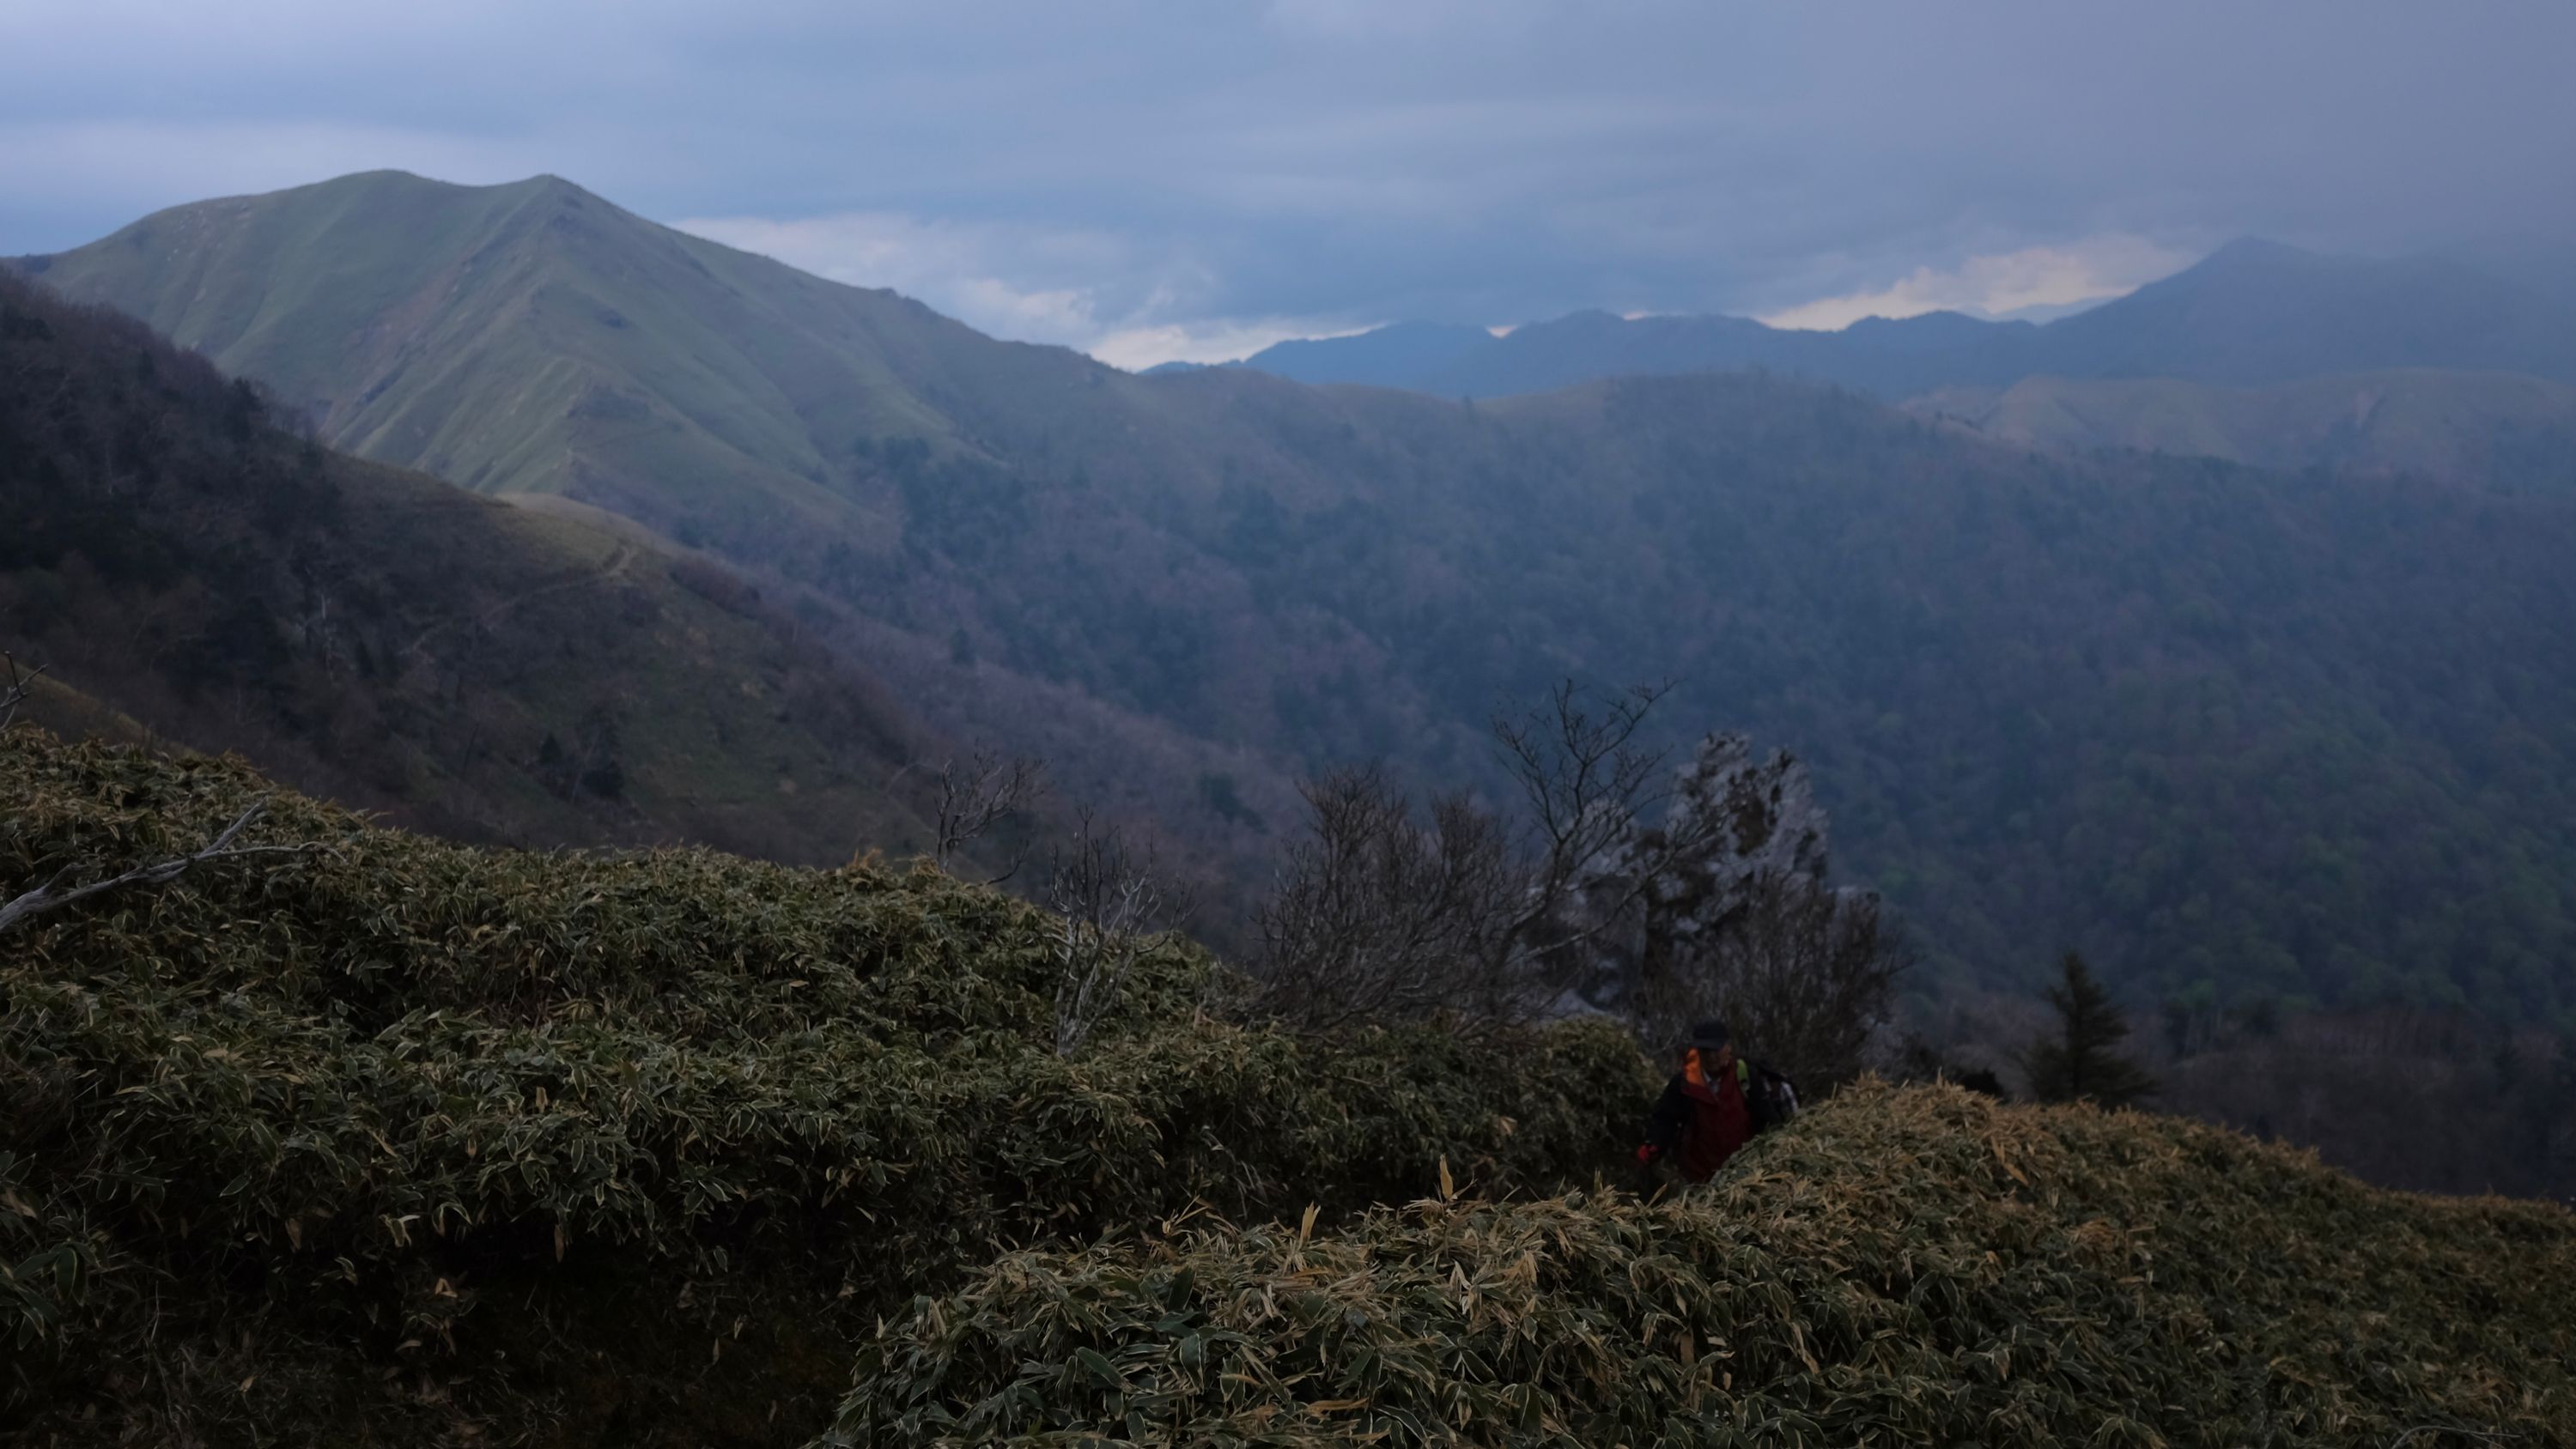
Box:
[5,1,2570,367]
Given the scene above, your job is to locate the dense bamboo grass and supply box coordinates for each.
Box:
[1,730,1646,1443]
[835,1082,2576,1447]
[9,729,2571,1446]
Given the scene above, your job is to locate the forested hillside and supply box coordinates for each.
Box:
[0,267,943,864]
[21,172,2576,1026]
[1132,373,2576,1018]
[1906,369,2576,493]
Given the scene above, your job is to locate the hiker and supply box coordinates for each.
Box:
[1635,1019,1791,1185]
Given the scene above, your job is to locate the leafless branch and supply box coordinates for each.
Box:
[1245,680,1897,1062]
[1047,811,1183,1056]
[1489,680,1722,967]
[1249,767,1543,1034]
[0,801,319,936]
[1492,680,1670,864]
[933,750,1047,882]
[1,652,46,733]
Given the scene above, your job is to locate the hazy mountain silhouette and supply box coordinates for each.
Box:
[1225,237,2576,397]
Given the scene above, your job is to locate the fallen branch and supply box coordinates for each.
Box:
[0,801,318,936]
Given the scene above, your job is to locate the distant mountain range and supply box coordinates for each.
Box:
[1206,238,2576,399]
[1221,321,1499,387]
[13,171,2576,1022]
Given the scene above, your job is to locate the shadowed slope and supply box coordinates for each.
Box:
[0,264,942,863]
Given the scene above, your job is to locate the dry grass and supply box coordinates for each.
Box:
[835,1082,2576,1447]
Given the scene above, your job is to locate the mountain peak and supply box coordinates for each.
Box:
[24,164,1026,526]
[2155,236,2341,290]
[2204,234,2312,264]
[1236,318,1495,386]
[219,169,609,215]
[503,172,600,203]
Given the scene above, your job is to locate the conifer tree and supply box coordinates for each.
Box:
[2022,951,2158,1107]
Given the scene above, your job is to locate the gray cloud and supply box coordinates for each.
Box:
[6,1,2571,364]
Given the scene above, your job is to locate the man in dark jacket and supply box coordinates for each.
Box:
[1636,1020,1773,1184]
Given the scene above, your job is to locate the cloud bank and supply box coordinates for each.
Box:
[671,211,1367,367]
[1758,237,2200,331]
[5,1,2570,366]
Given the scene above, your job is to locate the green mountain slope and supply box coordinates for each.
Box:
[1907,369,2576,493]
[23,173,2576,1027]
[0,264,941,864]
[14,171,960,546]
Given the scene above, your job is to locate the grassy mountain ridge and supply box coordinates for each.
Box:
[17,171,961,544]
[24,173,2576,1027]
[0,264,945,864]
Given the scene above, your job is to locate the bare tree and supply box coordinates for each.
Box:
[1490,681,1684,959]
[1,652,45,733]
[1047,811,1182,1057]
[1249,684,1716,1034]
[1250,767,1527,1034]
[1489,687,1830,977]
[1489,685,1849,1021]
[1642,870,1908,1088]
[1246,682,1903,1070]
[0,800,320,936]
[933,750,1047,881]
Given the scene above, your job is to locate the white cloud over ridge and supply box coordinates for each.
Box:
[675,210,1366,368]
[678,206,2196,365]
[1756,236,2197,332]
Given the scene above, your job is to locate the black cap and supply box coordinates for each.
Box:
[1687,1019,1730,1052]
